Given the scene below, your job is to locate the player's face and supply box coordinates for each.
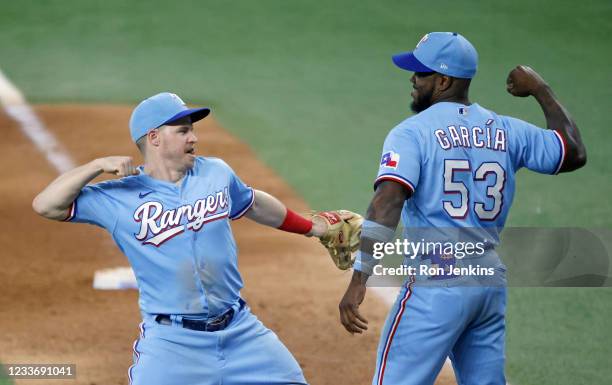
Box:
[157,117,198,170]
[410,72,436,113]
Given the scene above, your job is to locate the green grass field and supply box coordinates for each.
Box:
[1,1,610,384]
[0,365,10,385]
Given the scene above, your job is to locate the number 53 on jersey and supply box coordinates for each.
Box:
[443,159,506,221]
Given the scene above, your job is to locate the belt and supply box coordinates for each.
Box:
[155,298,246,332]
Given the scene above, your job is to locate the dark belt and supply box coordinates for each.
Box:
[155,298,246,332]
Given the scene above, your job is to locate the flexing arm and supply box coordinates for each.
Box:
[244,190,327,237]
[339,181,411,334]
[32,156,137,221]
[506,65,587,172]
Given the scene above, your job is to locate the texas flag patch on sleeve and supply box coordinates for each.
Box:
[380,151,400,169]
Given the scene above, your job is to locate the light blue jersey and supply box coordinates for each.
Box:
[67,156,254,317]
[63,92,308,385]
[68,155,308,384]
[375,102,565,243]
[369,101,566,385]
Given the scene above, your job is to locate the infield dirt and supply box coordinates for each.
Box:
[0,105,455,385]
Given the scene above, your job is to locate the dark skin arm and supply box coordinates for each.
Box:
[506,65,587,172]
[338,181,411,334]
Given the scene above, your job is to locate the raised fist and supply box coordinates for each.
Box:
[506,65,549,97]
[94,156,138,177]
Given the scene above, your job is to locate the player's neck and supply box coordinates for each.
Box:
[433,95,471,106]
[432,88,471,106]
[143,159,187,184]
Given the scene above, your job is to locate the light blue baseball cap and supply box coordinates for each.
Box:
[129,92,210,142]
[392,32,478,79]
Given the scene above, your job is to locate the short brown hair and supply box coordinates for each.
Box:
[136,135,147,154]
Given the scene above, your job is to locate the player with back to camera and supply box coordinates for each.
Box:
[32,92,360,385]
[338,32,586,385]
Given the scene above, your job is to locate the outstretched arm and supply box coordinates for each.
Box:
[338,181,411,334]
[506,65,587,172]
[244,189,327,237]
[32,156,137,221]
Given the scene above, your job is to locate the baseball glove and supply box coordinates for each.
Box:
[313,210,364,270]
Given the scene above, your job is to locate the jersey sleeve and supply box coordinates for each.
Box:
[374,125,422,194]
[226,166,255,220]
[503,116,565,174]
[65,182,120,230]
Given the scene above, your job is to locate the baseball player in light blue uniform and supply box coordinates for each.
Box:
[32,92,335,385]
[338,32,586,385]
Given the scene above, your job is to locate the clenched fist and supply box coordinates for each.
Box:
[506,65,549,97]
[93,156,139,177]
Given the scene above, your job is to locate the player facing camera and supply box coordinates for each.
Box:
[32,91,363,385]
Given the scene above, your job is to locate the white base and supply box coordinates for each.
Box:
[93,267,137,290]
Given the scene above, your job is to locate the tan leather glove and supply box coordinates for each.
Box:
[312,210,363,270]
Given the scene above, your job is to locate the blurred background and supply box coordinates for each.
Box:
[0,1,610,384]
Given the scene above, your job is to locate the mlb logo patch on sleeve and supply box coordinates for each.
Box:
[381,151,400,169]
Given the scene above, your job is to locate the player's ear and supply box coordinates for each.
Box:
[436,75,453,92]
[148,129,161,147]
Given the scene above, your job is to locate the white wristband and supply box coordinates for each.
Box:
[361,219,396,242]
[353,220,396,275]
